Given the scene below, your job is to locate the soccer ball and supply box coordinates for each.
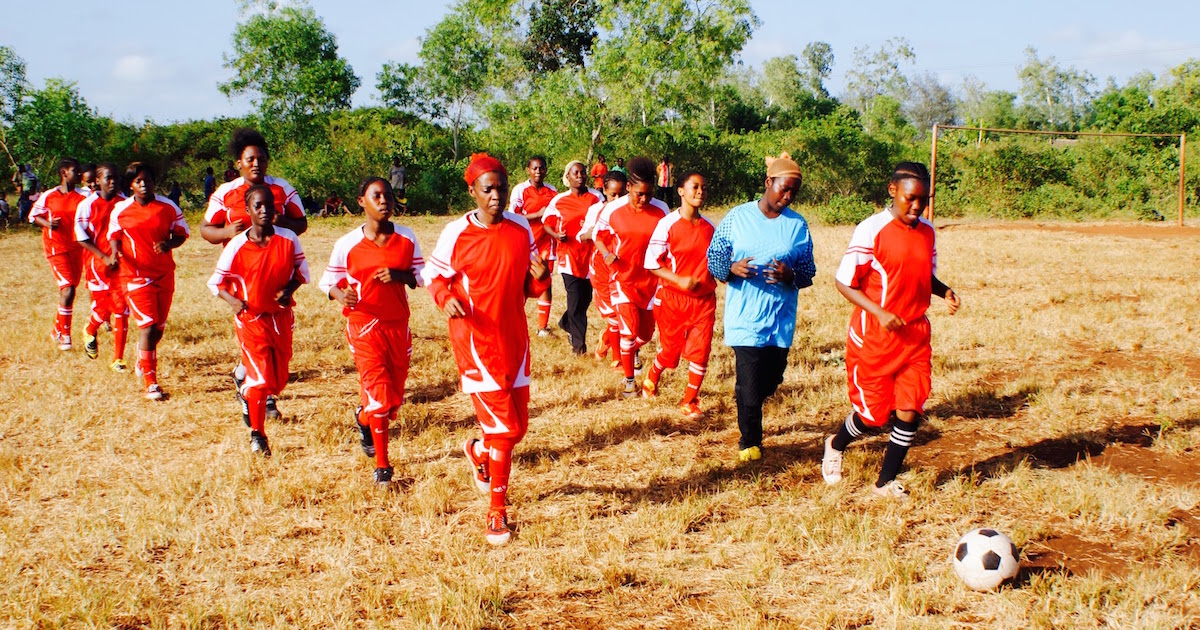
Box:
[952,528,1020,590]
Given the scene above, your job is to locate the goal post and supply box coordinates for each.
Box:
[927,124,1188,226]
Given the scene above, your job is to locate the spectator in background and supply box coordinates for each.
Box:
[167,181,182,206]
[611,157,627,176]
[222,161,237,183]
[0,191,10,229]
[319,193,349,217]
[656,156,674,208]
[389,157,406,201]
[590,154,608,189]
[17,164,40,222]
[204,167,216,201]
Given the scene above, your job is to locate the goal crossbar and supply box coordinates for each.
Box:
[927,124,1188,225]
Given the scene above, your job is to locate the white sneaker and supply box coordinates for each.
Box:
[536,328,550,337]
[821,435,843,484]
[870,480,908,500]
[145,383,165,401]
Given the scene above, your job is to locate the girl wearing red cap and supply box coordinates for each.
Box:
[422,153,551,546]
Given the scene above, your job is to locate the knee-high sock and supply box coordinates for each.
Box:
[619,337,637,379]
[606,321,620,362]
[680,362,707,405]
[536,299,551,330]
[646,357,665,387]
[112,314,128,359]
[831,411,871,451]
[139,348,157,386]
[371,411,390,468]
[57,306,73,336]
[245,388,267,434]
[488,447,512,510]
[877,417,919,487]
[86,306,106,336]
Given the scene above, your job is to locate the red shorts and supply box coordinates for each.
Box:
[590,271,614,318]
[91,288,129,321]
[616,302,655,344]
[47,249,83,288]
[654,290,716,368]
[535,234,555,264]
[470,386,530,450]
[845,316,932,427]
[85,255,118,292]
[347,317,411,416]
[236,309,294,398]
[125,276,175,330]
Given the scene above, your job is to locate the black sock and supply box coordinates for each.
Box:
[876,417,919,487]
[831,411,870,451]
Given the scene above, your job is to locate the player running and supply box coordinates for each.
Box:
[821,162,961,499]
[423,153,551,546]
[208,185,309,457]
[642,172,716,419]
[107,163,190,401]
[29,158,88,350]
[542,160,600,355]
[592,157,669,398]
[74,163,130,369]
[202,128,307,422]
[319,178,423,486]
[507,156,557,336]
[580,171,627,364]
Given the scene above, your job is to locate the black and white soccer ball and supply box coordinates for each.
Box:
[952,528,1020,590]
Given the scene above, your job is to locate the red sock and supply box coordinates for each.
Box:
[619,337,636,378]
[86,310,104,337]
[537,300,551,330]
[681,362,707,405]
[246,388,267,433]
[57,307,73,335]
[371,412,390,468]
[488,446,512,510]
[647,357,665,386]
[113,315,128,359]
[606,326,620,361]
[139,349,157,386]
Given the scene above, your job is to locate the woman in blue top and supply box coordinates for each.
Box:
[707,152,816,462]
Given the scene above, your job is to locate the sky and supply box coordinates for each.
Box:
[2,0,1199,123]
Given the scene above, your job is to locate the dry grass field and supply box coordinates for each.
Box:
[2,211,1200,628]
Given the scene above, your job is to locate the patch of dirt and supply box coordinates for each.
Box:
[949,221,1200,240]
[1092,445,1200,486]
[1022,533,1132,578]
[1061,341,1200,380]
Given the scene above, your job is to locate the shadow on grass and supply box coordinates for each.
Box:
[927,382,1042,420]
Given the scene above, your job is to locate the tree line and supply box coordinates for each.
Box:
[2,0,1198,221]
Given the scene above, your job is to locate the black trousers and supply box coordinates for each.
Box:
[558,273,592,354]
[732,345,790,449]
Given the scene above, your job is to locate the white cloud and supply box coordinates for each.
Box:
[112,54,176,84]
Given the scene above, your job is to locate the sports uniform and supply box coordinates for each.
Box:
[205,175,305,244]
[643,210,717,409]
[581,198,619,361]
[508,180,557,330]
[107,194,189,389]
[423,205,551,539]
[74,192,129,362]
[593,195,669,380]
[543,188,600,354]
[834,209,937,426]
[30,187,88,340]
[207,228,309,437]
[319,224,423,471]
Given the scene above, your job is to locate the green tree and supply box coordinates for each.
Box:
[10,79,105,174]
[800,41,834,98]
[0,46,29,171]
[521,0,600,74]
[413,9,498,161]
[957,76,1020,129]
[905,72,956,136]
[845,37,915,132]
[1017,47,1094,130]
[760,55,804,110]
[219,2,360,128]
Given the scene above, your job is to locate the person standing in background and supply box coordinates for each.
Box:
[656,156,673,207]
[389,157,406,201]
[204,167,216,202]
[590,155,608,190]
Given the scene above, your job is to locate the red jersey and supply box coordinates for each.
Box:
[29,187,88,256]
[207,228,310,315]
[74,192,126,290]
[590,163,608,189]
[508,180,557,246]
[107,195,190,288]
[594,195,669,308]
[835,209,937,335]
[422,211,551,394]
[542,188,600,278]
[318,224,424,326]
[582,198,611,283]
[204,175,304,241]
[644,210,717,298]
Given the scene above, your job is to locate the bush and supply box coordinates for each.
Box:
[810,195,878,225]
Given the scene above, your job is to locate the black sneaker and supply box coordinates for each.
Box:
[250,431,271,457]
[84,334,99,360]
[374,466,394,486]
[354,406,374,457]
[265,396,281,420]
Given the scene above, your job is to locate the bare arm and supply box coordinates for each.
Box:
[200,218,242,244]
[835,280,905,332]
[276,214,307,236]
[649,267,697,292]
[217,288,248,315]
[932,274,960,315]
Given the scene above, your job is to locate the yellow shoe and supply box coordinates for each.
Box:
[640,378,657,398]
[110,358,128,373]
[738,446,762,462]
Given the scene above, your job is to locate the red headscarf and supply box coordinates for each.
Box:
[464,152,507,185]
